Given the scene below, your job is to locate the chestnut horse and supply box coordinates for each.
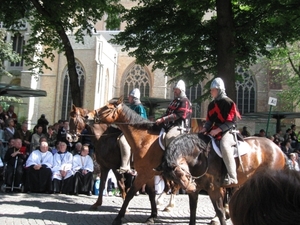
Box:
[68,102,180,222]
[161,133,288,225]
[68,106,134,210]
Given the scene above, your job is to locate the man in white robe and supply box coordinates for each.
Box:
[73,144,94,195]
[52,141,74,194]
[25,141,53,193]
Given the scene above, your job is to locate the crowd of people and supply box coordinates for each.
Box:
[240,125,300,172]
[0,105,96,195]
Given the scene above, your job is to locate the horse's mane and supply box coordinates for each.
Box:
[164,134,209,167]
[118,103,154,129]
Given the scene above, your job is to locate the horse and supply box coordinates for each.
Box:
[68,106,134,210]
[161,133,288,225]
[69,103,179,216]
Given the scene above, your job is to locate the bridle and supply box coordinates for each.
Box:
[172,142,210,191]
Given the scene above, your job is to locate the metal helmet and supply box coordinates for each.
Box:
[129,88,141,99]
[210,77,225,91]
[173,80,186,93]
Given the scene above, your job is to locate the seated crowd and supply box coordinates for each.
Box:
[0,110,95,195]
[3,138,94,195]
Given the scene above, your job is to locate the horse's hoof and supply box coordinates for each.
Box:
[112,218,122,225]
[209,216,221,225]
[145,216,156,224]
[163,207,171,212]
[89,205,98,211]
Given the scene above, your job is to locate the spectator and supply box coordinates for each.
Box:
[0,105,7,129]
[254,129,265,137]
[273,129,284,143]
[52,142,74,194]
[73,144,94,196]
[25,141,53,193]
[4,118,16,142]
[30,125,45,151]
[73,142,82,155]
[6,105,17,124]
[290,124,300,149]
[37,114,49,134]
[57,120,71,151]
[14,122,32,155]
[80,128,94,158]
[283,128,292,142]
[4,138,26,190]
[229,169,300,225]
[50,141,60,155]
[46,126,57,149]
[288,153,300,171]
[281,139,293,156]
[241,126,250,137]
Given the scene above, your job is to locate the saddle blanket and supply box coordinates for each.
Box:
[210,135,250,158]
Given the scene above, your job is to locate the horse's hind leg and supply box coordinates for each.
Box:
[90,168,109,210]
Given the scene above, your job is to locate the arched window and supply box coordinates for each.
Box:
[123,64,150,97]
[236,67,256,114]
[61,61,85,120]
[11,33,24,67]
[187,83,202,118]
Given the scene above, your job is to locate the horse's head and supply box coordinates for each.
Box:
[162,158,197,193]
[95,96,124,124]
[68,104,94,142]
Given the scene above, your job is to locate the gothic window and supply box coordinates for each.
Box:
[187,83,202,118]
[61,61,85,120]
[10,33,24,67]
[123,64,150,97]
[236,68,256,114]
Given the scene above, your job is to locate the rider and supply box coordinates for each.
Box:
[156,80,192,147]
[118,88,147,175]
[199,77,241,185]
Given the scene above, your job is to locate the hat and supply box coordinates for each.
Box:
[173,80,186,93]
[260,129,265,133]
[210,77,225,91]
[129,88,141,99]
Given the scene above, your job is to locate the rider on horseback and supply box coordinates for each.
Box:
[118,88,147,175]
[199,77,241,185]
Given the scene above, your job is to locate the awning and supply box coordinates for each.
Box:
[243,111,300,131]
[0,83,47,98]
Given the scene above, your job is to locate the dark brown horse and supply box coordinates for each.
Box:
[161,133,288,225]
[68,103,180,220]
[68,106,134,210]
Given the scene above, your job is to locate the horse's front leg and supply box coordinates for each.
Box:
[112,176,155,225]
[90,168,109,210]
[145,179,158,223]
[207,188,226,225]
[188,191,199,225]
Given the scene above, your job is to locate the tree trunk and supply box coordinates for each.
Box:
[56,28,82,107]
[216,0,236,102]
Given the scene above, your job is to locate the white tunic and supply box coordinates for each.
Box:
[26,150,53,168]
[73,154,94,172]
[52,152,73,180]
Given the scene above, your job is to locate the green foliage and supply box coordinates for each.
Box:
[111,0,300,95]
[0,0,124,77]
[267,42,300,109]
[0,29,21,77]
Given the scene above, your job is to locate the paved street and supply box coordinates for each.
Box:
[0,192,233,225]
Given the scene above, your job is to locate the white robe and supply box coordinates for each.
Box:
[73,154,94,172]
[52,152,73,180]
[26,150,53,168]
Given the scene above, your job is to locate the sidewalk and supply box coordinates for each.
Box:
[0,192,233,225]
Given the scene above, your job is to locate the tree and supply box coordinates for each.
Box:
[111,0,300,101]
[0,29,21,77]
[0,0,123,107]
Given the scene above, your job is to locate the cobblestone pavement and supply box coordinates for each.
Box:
[0,192,233,225]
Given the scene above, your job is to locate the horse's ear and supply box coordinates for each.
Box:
[72,104,77,111]
[117,96,124,105]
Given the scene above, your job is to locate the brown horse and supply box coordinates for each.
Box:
[68,102,180,222]
[161,133,288,225]
[68,106,134,210]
